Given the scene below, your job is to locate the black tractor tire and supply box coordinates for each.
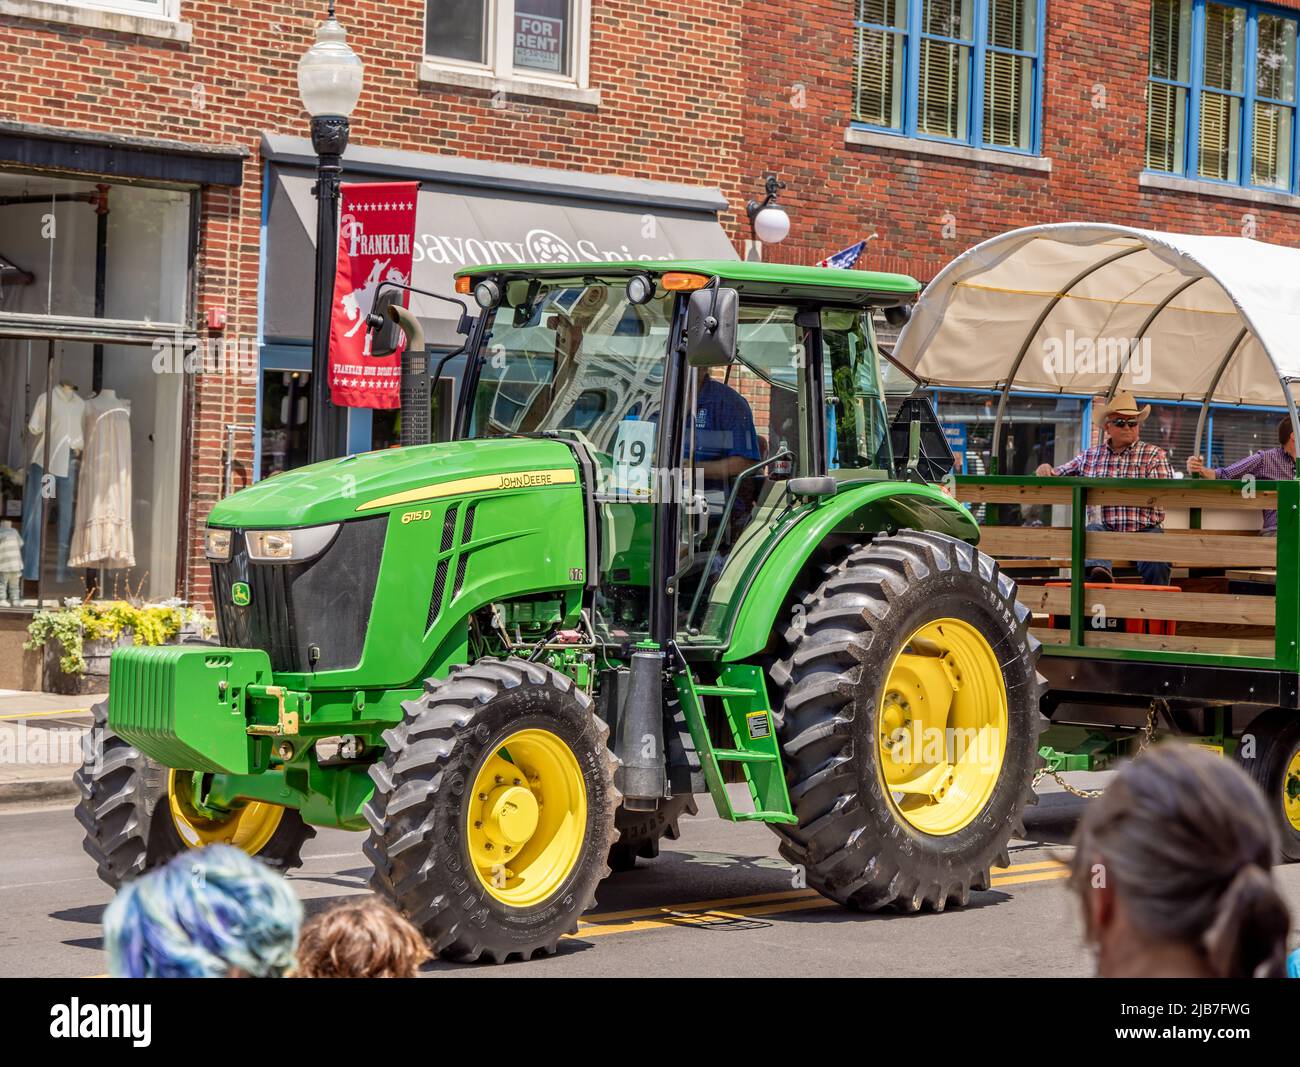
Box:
[74,700,315,890]
[1236,710,1300,862]
[769,530,1044,913]
[363,658,619,963]
[608,794,699,872]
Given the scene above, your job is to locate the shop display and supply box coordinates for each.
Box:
[68,388,134,570]
[0,520,21,604]
[21,382,83,581]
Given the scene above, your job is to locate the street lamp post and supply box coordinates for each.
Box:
[298,4,364,465]
[746,174,791,261]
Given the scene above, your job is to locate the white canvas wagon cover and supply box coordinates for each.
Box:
[892,222,1300,412]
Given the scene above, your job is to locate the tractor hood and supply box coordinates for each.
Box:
[208,438,580,528]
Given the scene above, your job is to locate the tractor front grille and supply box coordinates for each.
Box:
[211,516,388,673]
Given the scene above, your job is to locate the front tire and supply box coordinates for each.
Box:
[770,530,1044,912]
[363,659,619,963]
[74,700,314,889]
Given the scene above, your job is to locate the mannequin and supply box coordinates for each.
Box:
[21,381,84,582]
[69,387,134,571]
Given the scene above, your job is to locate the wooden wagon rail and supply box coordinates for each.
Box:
[953,475,1299,671]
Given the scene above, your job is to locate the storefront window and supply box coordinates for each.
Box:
[259,369,312,479]
[1141,401,1198,470]
[0,170,190,607]
[1209,405,1289,468]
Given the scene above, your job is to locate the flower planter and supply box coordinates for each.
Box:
[41,632,134,696]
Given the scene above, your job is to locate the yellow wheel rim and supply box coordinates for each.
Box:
[877,617,1008,836]
[167,770,284,855]
[465,728,587,907]
[1285,750,1300,833]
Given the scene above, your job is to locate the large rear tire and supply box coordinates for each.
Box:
[1236,710,1300,862]
[769,530,1044,912]
[74,700,314,889]
[363,658,619,963]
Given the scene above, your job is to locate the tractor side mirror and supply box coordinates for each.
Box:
[367,289,406,357]
[685,286,738,367]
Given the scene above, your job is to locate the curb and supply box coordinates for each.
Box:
[0,775,80,807]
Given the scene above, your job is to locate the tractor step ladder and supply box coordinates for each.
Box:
[673,663,796,825]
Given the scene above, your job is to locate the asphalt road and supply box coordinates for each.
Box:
[19,772,1300,978]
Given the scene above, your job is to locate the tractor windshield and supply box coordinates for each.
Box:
[467,277,673,465]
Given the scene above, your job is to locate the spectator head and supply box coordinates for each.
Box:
[104,844,302,978]
[1095,391,1150,450]
[1070,744,1291,978]
[295,897,431,978]
[1279,416,1296,456]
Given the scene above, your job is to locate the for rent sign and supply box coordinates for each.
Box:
[514,12,564,73]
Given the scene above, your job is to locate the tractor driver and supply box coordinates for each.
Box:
[690,366,760,489]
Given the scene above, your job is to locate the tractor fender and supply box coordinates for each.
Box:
[721,480,979,663]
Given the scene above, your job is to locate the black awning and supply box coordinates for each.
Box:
[262,138,738,347]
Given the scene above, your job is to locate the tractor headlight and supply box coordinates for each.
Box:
[245,523,340,563]
[204,527,233,561]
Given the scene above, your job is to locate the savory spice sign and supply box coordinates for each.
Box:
[329,181,419,409]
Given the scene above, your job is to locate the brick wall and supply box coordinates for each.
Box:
[742,0,1300,281]
[0,0,747,606]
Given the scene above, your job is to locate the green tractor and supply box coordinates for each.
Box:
[75,260,1044,962]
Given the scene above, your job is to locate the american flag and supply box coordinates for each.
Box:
[817,240,868,270]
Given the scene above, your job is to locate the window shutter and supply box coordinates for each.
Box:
[984,0,1026,147]
[855,1,903,128]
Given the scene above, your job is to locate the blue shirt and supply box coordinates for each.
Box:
[692,377,759,463]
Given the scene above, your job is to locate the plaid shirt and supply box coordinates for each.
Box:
[1214,445,1296,533]
[1053,439,1173,531]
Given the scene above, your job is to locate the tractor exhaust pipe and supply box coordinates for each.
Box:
[617,646,666,811]
[385,303,430,447]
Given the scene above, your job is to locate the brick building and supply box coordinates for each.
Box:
[0,0,747,683]
[740,0,1300,481]
[1,0,1299,683]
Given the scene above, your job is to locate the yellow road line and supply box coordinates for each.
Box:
[0,709,92,722]
[581,859,1061,930]
[572,864,1071,940]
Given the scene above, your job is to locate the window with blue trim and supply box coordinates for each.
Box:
[1146,0,1298,191]
[853,0,1043,153]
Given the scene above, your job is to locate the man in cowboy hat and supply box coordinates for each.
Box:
[1035,392,1174,585]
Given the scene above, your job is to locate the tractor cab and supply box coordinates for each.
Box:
[444,260,935,652]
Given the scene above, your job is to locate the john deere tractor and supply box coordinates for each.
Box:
[76,260,1043,962]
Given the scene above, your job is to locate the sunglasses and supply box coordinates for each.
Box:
[1107,418,1140,428]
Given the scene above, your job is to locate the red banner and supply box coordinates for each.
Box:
[328,181,419,409]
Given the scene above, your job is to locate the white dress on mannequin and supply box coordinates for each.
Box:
[68,389,134,569]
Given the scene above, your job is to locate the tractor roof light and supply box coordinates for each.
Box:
[474,279,502,309]
[625,273,656,305]
[455,276,472,295]
[661,272,711,292]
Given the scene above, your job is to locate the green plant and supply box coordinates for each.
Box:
[25,600,211,675]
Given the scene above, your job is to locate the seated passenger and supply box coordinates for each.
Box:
[1187,416,1297,536]
[1035,392,1174,586]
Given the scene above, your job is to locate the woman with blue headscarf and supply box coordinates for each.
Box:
[104,844,303,978]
